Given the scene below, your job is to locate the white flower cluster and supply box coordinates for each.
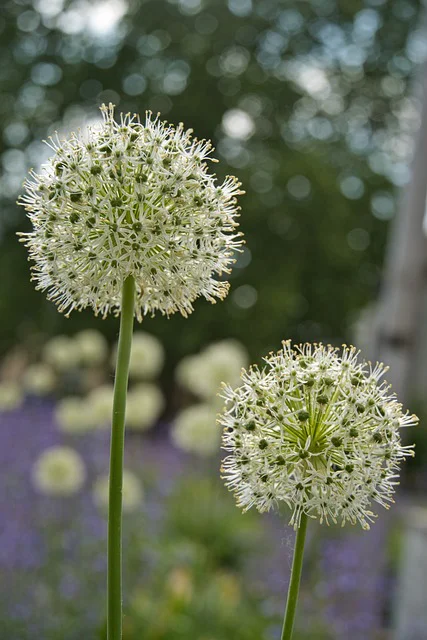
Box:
[43,331,108,371]
[93,469,143,513]
[172,404,219,456]
[176,339,248,401]
[172,339,249,457]
[126,383,164,431]
[111,331,164,380]
[32,446,86,496]
[19,104,243,320]
[0,382,23,411]
[220,342,417,530]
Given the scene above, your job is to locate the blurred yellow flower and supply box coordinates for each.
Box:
[166,567,193,604]
[214,571,241,608]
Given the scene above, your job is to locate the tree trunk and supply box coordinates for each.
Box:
[373,62,427,404]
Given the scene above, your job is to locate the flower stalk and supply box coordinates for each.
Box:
[281,513,308,640]
[108,275,135,640]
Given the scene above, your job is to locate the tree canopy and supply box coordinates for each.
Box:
[0,0,423,362]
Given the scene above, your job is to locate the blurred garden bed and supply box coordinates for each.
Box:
[0,394,408,640]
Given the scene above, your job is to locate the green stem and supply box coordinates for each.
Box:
[108,275,135,640]
[281,513,308,640]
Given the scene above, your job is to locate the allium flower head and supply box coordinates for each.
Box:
[23,363,56,396]
[125,383,164,430]
[32,446,86,496]
[111,331,164,379]
[176,339,248,401]
[93,469,143,513]
[220,342,417,530]
[0,382,23,412]
[43,335,79,370]
[55,397,93,434]
[74,329,108,365]
[172,404,220,456]
[18,104,243,320]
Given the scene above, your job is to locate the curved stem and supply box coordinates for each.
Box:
[281,513,308,640]
[108,275,135,640]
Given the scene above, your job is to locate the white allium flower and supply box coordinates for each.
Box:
[32,446,86,496]
[126,383,164,430]
[23,363,56,396]
[112,331,164,380]
[172,404,220,456]
[86,384,115,428]
[18,104,244,320]
[220,342,417,530]
[43,335,79,370]
[176,339,248,400]
[55,396,94,434]
[0,382,23,411]
[93,469,143,513]
[74,329,108,366]
[175,354,207,394]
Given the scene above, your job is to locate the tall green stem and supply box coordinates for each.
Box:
[281,513,308,640]
[108,275,135,640]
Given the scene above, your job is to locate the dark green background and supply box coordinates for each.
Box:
[0,0,422,365]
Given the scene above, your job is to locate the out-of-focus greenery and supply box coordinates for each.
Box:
[0,0,423,362]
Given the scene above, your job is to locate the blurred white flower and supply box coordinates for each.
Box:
[55,396,94,434]
[93,469,143,512]
[32,446,86,496]
[86,384,114,428]
[171,404,220,456]
[126,383,164,430]
[175,354,206,394]
[74,329,108,366]
[112,331,164,380]
[23,363,56,395]
[43,335,79,370]
[0,382,23,411]
[176,339,248,400]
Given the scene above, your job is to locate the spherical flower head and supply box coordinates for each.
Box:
[0,382,23,412]
[32,445,86,496]
[93,469,143,513]
[18,104,244,320]
[125,383,164,430]
[23,363,56,396]
[55,396,94,434]
[74,329,108,366]
[176,339,248,401]
[172,404,220,456]
[112,331,164,380]
[43,335,79,370]
[220,342,418,530]
[86,384,115,427]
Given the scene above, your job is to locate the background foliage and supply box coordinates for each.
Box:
[0,0,423,363]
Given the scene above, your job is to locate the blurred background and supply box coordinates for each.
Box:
[1,0,427,638]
